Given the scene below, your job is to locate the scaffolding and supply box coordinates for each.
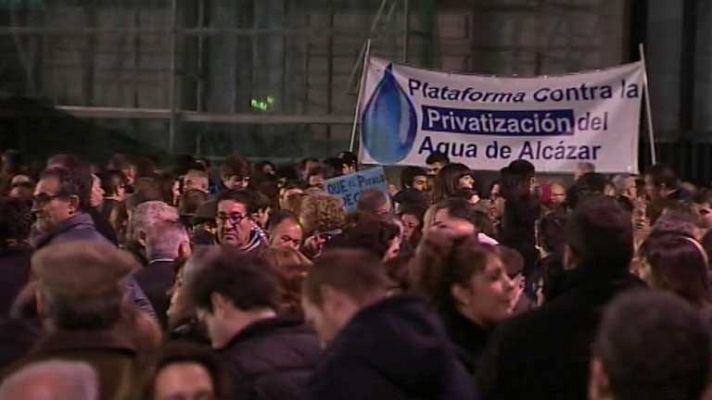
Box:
[1,0,627,162]
[0,0,433,160]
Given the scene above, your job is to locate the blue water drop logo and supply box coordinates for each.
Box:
[361,64,418,164]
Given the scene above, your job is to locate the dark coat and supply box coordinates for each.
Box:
[0,247,32,317]
[444,310,492,376]
[307,295,477,400]
[0,318,42,370]
[10,329,147,400]
[88,206,118,245]
[31,212,108,249]
[133,259,176,329]
[500,194,540,276]
[31,213,157,319]
[476,266,645,400]
[219,316,321,400]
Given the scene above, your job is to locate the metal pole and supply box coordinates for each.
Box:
[345,0,389,92]
[349,39,372,153]
[403,0,410,63]
[326,0,335,155]
[168,0,178,154]
[639,43,657,166]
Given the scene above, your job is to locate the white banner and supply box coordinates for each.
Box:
[358,57,644,173]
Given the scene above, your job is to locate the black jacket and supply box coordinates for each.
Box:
[133,260,176,329]
[500,194,540,276]
[219,316,320,400]
[0,247,32,317]
[444,310,492,376]
[88,206,118,245]
[307,295,477,400]
[477,266,645,400]
[0,318,41,371]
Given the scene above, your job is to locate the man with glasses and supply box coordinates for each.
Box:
[31,166,156,317]
[216,190,268,253]
[31,167,106,248]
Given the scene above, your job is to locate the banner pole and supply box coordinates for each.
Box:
[349,39,372,153]
[638,43,657,166]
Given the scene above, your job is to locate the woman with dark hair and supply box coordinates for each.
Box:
[499,164,540,280]
[100,170,129,241]
[536,210,568,303]
[399,205,426,251]
[432,163,477,203]
[156,172,180,207]
[411,231,515,374]
[638,233,711,308]
[148,342,232,400]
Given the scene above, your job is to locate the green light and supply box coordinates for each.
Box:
[250,96,276,111]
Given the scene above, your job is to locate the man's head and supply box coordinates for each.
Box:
[127,201,179,251]
[401,167,428,191]
[300,158,321,181]
[548,182,567,206]
[184,247,279,348]
[306,166,326,189]
[184,169,209,194]
[590,290,710,400]
[645,164,679,201]
[220,154,251,190]
[146,220,191,262]
[566,196,633,271]
[32,241,136,331]
[267,210,304,251]
[568,173,609,210]
[612,174,638,201]
[356,189,392,216]
[107,154,138,186]
[33,167,90,233]
[425,152,450,176]
[322,157,349,178]
[216,190,255,247]
[151,343,229,400]
[0,361,99,400]
[430,198,479,237]
[337,151,358,175]
[574,161,595,181]
[301,249,390,346]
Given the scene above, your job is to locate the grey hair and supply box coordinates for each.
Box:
[611,174,633,195]
[127,201,179,242]
[146,220,189,260]
[0,361,99,400]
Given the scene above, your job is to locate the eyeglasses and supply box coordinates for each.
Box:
[32,193,64,205]
[217,212,246,225]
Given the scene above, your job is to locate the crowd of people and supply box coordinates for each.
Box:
[0,147,710,399]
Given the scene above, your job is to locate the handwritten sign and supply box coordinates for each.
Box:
[325,167,388,213]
